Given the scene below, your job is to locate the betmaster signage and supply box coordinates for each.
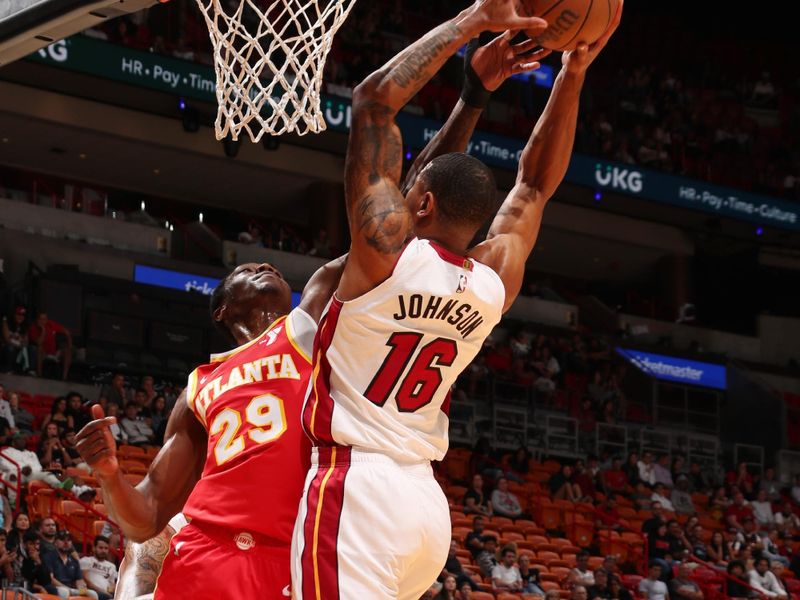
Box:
[28,36,800,232]
[615,347,727,390]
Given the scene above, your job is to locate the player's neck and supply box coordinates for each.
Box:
[419,227,471,257]
[228,311,283,346]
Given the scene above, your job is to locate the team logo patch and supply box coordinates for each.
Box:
[234,531,256,550]
[457,274,468,294]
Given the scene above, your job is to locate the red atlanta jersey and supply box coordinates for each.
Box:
[182,308,315,544]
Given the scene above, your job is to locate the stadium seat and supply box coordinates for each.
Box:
[587,556,605,570]
[118,445,146,457]
[453,526,471,541]
[501,531,525,542]
[65,467,90,479]
[469,592,494,600]
[622,574,643,590]
[498,594,523,600]
[453,518,473,529]
[491,516,513,527]
[450,510,466,521]
[61,500,83,515]
[527,534,550,546]
[540,581,561,592]
[536,551,560,563]
[448,485,468,499]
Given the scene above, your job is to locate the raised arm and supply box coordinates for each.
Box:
[401,33,550,195]
[298,254,348,323]
[76,395,206,542]
[338,0,547,300]
[471,1,623,312]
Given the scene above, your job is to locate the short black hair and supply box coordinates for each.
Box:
[420,153,498,229]
[210,271,235,342]
[94,535,110,546]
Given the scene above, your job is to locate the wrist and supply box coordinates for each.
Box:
[455,7,485,39]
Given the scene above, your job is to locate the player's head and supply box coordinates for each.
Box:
[210,262,292,341]
[405,153,498,247]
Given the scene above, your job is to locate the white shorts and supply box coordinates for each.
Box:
[291,446,450,600]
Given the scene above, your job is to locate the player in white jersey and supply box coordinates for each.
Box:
[293,0,623,598]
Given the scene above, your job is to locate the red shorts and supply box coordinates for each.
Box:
[154,521,291,600]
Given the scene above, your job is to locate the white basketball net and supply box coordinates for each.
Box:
[196,0,357,141]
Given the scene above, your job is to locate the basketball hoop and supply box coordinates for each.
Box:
[196,0,357,141]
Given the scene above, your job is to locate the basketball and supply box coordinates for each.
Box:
[522,0,620,51]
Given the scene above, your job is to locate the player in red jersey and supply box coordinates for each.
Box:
[76,258,344,600]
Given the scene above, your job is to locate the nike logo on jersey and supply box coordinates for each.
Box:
[393,293,484,339]
[282,585,291,597]
[262,326,283,347]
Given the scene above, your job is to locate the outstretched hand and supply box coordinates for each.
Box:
[563,0,624,75]
[470,0,548,35]
[469,31,552,92]
[75,404,120,479]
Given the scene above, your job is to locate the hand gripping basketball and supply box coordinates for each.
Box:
[562,0,624,75]
[75,404,120,479]
[470,0,548,35]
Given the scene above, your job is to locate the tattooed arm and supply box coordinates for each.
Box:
[115,523,176,600]
[338,0,547,300]
[471,1,623,312]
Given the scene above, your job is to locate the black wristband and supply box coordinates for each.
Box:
[461,37,492,109]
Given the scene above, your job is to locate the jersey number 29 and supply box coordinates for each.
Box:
[210,394,286,465]
[364,332,458,412]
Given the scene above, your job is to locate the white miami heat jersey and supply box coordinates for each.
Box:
[302,237,504,462]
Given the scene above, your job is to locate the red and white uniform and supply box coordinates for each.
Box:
[293,238,504,600]
[155,308,315,600]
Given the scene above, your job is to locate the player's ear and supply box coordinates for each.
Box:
[213,303,227,325]
[416,191,435,218]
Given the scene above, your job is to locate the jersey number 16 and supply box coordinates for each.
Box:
[364,332,458,413]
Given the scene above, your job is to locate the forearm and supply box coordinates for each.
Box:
[401,99,483,194]
[517,68,584,198]
[355,10,478,115]
[97,471,160,541]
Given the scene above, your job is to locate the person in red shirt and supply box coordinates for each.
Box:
[28,312,72,380]
[726,492,755,532]
[725,462,755,496]
[602,457,632,495]
[75,259,344,599]
[596,494,622,530]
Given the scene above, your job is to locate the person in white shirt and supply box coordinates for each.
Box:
[104,402,127,445]
[775,502,800,532]
[639,563,669,600]
[491,547,523,593]
[749,557,788,599]
[0,391,16,430]
[491,477,524,519]
[651,483,676,512]
[80,535,117,600]
[638,452,657,486]
[119,402,154,446]
[568,552,596,588]
[0,432,62,503]
[751,490,775,526]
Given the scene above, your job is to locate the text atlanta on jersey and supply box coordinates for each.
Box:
[393,294,484,339]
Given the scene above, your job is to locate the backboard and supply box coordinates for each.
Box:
[0,0,161,67]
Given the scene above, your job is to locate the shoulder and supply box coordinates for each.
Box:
[79,556,91,567]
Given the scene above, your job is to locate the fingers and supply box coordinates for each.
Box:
[75,417,117,442]
[592,0,624,51]
[528,48,552,61]
[513,16,547,35]
[91,404,105,420]
[512,61,542,73]
[511,37,538,55]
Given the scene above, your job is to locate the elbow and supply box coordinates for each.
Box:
[352,72,396,117]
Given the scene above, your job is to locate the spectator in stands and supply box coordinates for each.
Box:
[28,312,72,380]
[2,306,32,374]
[688,525,709,562]
[751,490,775,527]
[726,560,750,600]
[639,563,668,600]
[671,477,696,515]
[518,554,545,596]
[568,552,596,588]
[573,459,597,500]
[708,486,731,521]
[0,432,64,503]
[643,502,667,537]
[507,446,531,482]
[686,462,708,493]
[775,502,800,533]
[648,522,671,579]
[762,531,790,568]
[105,402,127,445]
[38,421,74,472]
[6,512,30,580]
[608,575,632,600]
[651,484,675,512]
[586,568,610,600]
[140,375,157,405]
[434,574,457,600]
[638,452,657,486]
[726,463,754,497]
[66,392,89,431]
[45,531,97,599]
[492,546,523,593]
[732,517,764,560]
[120,401,155,446]
[749,556,788,599]
[602,457,631,496]
[309,228,333,259]
[654,455,674,488]
[669,564,702,600]
[465,517,486,559]
[533,346,560,396]
[491,477,524,520]
[9,392,34,433]
[149,394,168,433]
[458,580,476,599]
[596,495,622,531]
[21,532,58,595]
[759,468,782,502]
[105,373,130,408]
[571,586,589,600]
[133,388,149,416]
[38,517,58,558]
[726,492,755,533]
[550,465,582,502]
[667,519,690,562]
[792,476,800,505]
[60,429,87,471]
[623,453,640,488]
[80,535,117,600]
[602,556,619,577]
[0,530,14,582]
[771,563,790,597]
[707,531,730,567]
[0,389,13,431]
[41,397,73,434]
[670,456,688,483]
[575,398,597,452]
[476,535,498,577]
[442,540,478,592]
